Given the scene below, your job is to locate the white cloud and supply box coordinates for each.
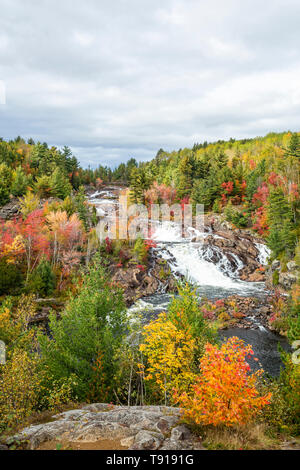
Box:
[0,80,6,104]
[0,0,299,167]
[73,31,94,47]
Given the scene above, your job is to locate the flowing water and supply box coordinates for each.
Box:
[89,188,291,375]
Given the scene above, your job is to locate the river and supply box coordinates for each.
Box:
[88,186,291,376]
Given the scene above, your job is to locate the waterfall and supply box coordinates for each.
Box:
[254,242,271,265]
[152,221,266,296]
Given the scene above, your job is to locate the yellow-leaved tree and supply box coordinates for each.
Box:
[139,312,197,405]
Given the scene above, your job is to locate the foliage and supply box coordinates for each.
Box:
[167,283,217,361]
[133,237,149,264]
[27,258,56,296]
[0,349,43,430]
[38,257,127,400]
[175,337,272,427]
[140,312,197,404]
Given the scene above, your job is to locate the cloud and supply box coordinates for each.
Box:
[0,0,299,167]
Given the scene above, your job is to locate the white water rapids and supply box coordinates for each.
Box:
[151,220,270,298]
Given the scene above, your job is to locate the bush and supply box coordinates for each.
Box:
[39,257,127,400]
[0,259,23,295]
[225,204,249,228]
[133,237,148,264]
[27,259,56,296]
[278,351,300,434]
[167,283,217,361]
[272,270,279,286]
[175,337,272,427]
[0,349,43,430]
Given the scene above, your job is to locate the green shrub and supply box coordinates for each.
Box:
[27,259,55,297]
[39,257,127,400]
[0,259,23,295]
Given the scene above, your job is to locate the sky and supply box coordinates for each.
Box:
[0,0,300,168]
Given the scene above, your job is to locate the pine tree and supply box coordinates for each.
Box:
[177,155,194,200]
[49,167,72,199]
[74,185,89,230]
[285,133,300,159]
[130,167,150,204]
[267,187,296,258]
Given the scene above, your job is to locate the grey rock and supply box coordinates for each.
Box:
[271,259,280,271]
[171,425,192,441]
[279,272,298,289]
[130,430,164,450]
[286,261,298,272]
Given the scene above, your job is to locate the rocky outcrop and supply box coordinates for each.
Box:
[267,258,299,291]
[111,258,176,306]
[6,404,205,451]
[201,229,266,282]
[0,198,20,220]
[214,295,272,329]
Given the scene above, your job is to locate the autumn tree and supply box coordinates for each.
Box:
[140,312,197,405]
[175,337,272,427]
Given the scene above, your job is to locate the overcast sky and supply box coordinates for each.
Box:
[0,0,300,168]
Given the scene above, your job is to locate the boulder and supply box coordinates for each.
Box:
[130,430,163,450]
[286,261,298,272]
[271,259,280,271]
[279,272,298,289]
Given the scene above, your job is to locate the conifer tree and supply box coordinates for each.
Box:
[49,167,72,199]
[27,259,55,296]
[267,187,296,258]
[285,133,300,159]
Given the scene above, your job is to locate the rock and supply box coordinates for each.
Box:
[120,436,135,448]
[248,272,265,282]
[279,272,298,289]
[0,444,8,450]
[130,430,163,450]
[0,198,20,220]
[271,259,280,271]
[156,416,179,434]
[171,425,192,441]
[286,261,298,272]
[8,404,204,450]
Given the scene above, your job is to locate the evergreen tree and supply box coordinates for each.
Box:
[285,133,300,159]
[27,259,55,296]
[267,187,296,258]
[177,154,194,200]
[130,167,150,204]
[74,185,89,230]
[49,167,72,199]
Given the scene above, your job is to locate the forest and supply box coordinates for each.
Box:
[0,131,299,450]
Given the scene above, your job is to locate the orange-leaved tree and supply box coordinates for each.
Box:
[174,336,272,427]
